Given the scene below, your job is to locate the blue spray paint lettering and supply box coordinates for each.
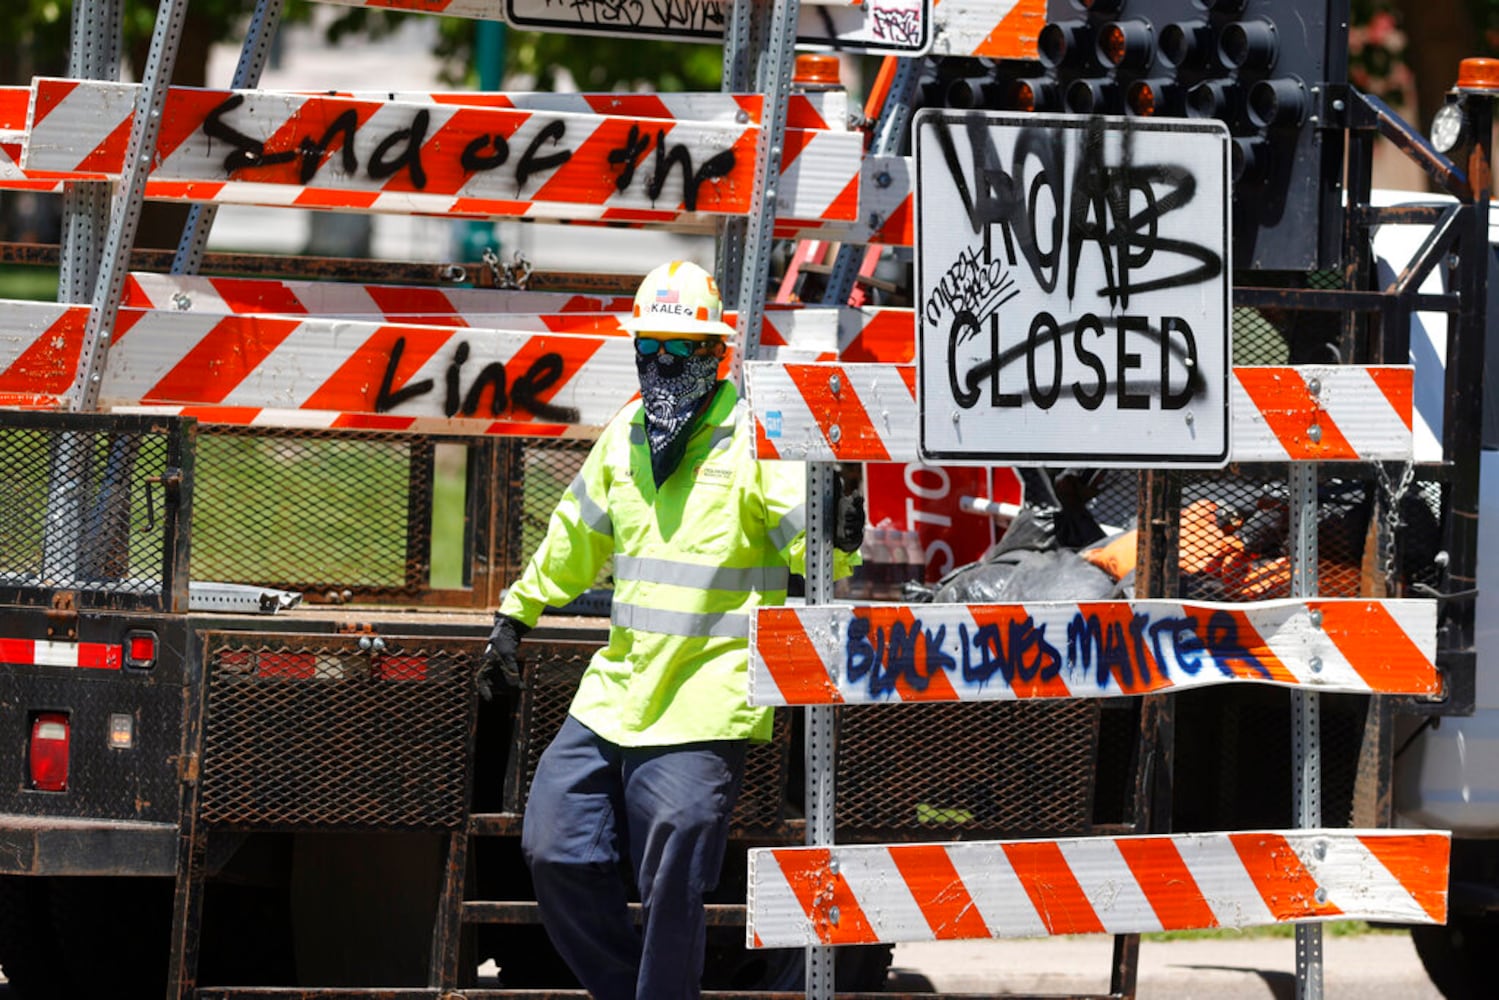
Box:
[844,606,1270,697]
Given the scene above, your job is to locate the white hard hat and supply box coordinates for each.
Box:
[621,260,736,337]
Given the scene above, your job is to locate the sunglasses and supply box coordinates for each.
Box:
[634,337,725,358]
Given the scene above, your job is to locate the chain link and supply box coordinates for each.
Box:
[1373,460,1416,589]
[481,248,533,290]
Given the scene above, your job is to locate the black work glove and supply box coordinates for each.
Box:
[832,474,866,554]
[480,614,530,699]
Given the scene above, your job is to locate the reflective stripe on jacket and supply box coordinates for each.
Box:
[499,382,852,746]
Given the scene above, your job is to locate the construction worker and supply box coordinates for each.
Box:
[484,260,863,999]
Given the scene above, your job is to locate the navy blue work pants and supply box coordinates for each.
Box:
[520,714,747,1000]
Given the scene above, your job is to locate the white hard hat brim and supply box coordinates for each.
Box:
[622,313,736,337]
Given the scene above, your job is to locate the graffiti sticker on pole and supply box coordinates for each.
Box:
[914,111,1231,467]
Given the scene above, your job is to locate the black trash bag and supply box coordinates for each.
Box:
[913,502,1119,605]
[932,545,1118,604]
[1016,467,1110,549]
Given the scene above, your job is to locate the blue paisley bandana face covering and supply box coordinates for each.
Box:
[636,347,720,488]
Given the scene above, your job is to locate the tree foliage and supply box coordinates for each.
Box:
[441,26,724,92]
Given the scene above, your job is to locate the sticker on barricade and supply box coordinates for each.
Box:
[749,598,1439,706]
[747,829,1449,947]
[18,79,862,227]
[748,363,1417,463]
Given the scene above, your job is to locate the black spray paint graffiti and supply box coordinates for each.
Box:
[844,608,1269,698]
[650,0,726,31]
[201,95,736,210]
[570,0,645,27]
[536,0,725,31]
[924,114,1222,412]
[871,6,922,45]
[375,337,581,423]
[924,243,1021,345]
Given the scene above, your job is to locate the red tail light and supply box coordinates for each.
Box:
[125,631,157,669]
[29,712,70,792]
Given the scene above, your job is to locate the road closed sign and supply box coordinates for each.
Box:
[914,111,1231,467]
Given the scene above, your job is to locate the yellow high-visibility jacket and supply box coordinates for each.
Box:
[499,382,853,746]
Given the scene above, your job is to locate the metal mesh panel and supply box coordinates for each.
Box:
[1403,478,1447,593]
[512,640,791,832]
[1176,467,1374,601]
[1174,687,1368,832]
[199,633,474,829]
[834,701,1099,841]
[1231,271,1344,366]
[191,428,435,600]
[0,415,179,609]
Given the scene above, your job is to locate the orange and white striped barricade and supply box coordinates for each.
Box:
[121,273,637,318]
[0,300,648,435]
[120,275,909,362]
[316,0,501,17]
[0,138,59,193]
[782,153,915,246]
[17,79,862,229]
[749,598,1439,706]
[0,86,59,193]
[318,87,851,135]
[747,829,1449,947]
[0,302,88,408]
[928,0,1044,58]
[747,362,1418,464]
[748,361,919,462]
[750,305,917,363]
[1231,365,1416,462]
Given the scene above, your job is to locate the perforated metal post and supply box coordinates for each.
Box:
[803,463,837,999]
[819,58,921,306]
[171,0,287,276]
[721,0,801,389]
[58,0,124,303]
[715,0,760,302]
[46,0,126,584]
[70,0,193,413]
[1289,463,1323,1000]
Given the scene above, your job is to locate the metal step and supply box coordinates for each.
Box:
[197,990,926,999]
[461,900,747,926]
[468,812,524,837]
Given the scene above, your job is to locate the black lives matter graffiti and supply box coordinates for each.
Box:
[915,111,1230,466]
[845,605,1269,699]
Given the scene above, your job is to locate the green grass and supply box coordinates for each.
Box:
[430,445,467,590]
[1139,920,1402,943]
[0,265,60,302]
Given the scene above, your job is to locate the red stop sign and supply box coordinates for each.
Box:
[864,464,1022,582]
